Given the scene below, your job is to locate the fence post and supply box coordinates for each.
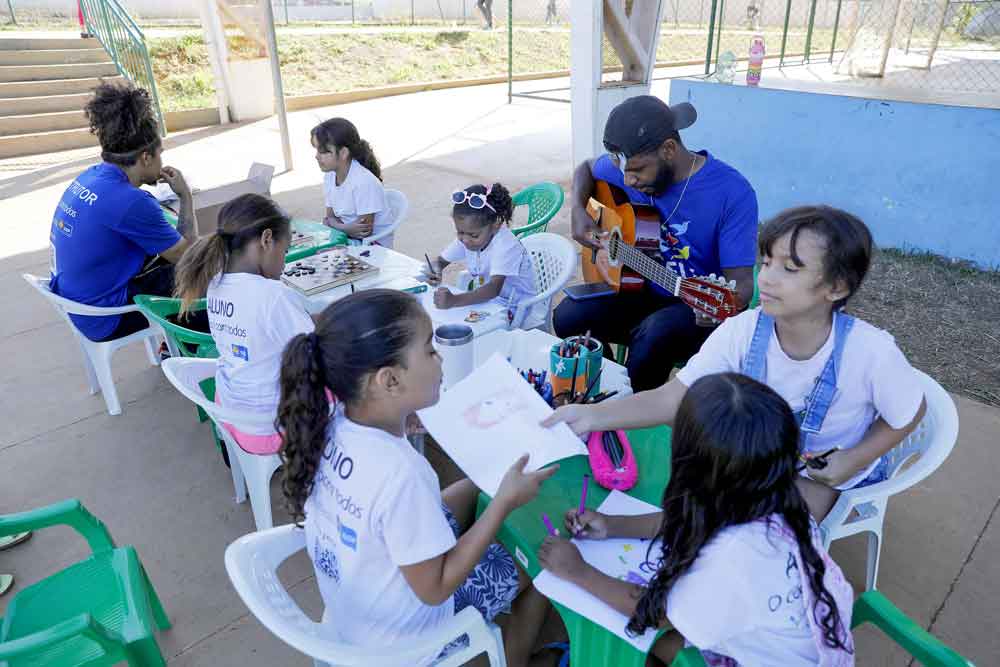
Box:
[351,0,355,24]
[508,0,513,103]
[778,0,792,65]
[704,0,719,74]
[284,0,289,25]
[804,0,818,62]
[714,0,725,66]
[411,0,415,25]
[5,0,16,25]
[829,0,843,62]
[98,1,120,70]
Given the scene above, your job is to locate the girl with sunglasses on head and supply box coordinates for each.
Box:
[424,183,537,315]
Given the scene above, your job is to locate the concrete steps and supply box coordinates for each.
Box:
[0,49,110,66]
[0,37,120,158]
[0,92,94,116]
[0,62,119,83]
[0,127,96,160]
[0,76,123,98]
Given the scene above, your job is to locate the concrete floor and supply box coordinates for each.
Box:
[0,82,997,666]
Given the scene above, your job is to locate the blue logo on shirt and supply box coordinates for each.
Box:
[313,538,340,582]
[231,344,249,361]
[337,516,358,551]
[55,218,74,237]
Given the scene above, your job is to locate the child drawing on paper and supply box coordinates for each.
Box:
[537,374,855,667]
[463,392,530,429]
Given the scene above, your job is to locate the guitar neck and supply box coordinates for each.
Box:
[611,239,681,295]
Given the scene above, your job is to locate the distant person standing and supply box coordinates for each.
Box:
[546,0,557,25]
[477,0,493,29]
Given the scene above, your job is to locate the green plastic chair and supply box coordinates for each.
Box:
[669,590,973,667]
[133,295,217,361]
[0,500,170,667]
[134,296,222,454]
[511,182,564,238]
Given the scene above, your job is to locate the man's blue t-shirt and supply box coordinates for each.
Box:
[591,150,758,289]
[49,163,181,341]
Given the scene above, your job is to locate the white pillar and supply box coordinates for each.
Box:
[198,0,232,125]
[571,1,668,167]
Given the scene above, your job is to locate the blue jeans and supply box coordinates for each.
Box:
[553,288,711,392]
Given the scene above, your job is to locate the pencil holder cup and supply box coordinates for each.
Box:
[549,337,603,400]
[435,324,474,389]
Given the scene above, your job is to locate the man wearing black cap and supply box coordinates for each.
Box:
[553,95,758,391]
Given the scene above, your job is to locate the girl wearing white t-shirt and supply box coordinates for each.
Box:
[539,373,856,667]
[276,290,557,667]
[426,183,537,317]
[545,206,926,521]
[175,193,314,455]
[311,118,392,247]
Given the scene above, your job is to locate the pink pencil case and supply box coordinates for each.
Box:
[586,429,638,491]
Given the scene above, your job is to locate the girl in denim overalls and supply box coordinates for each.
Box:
[545,206,926,522]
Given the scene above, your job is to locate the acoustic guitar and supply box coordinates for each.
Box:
[581,180,741,322]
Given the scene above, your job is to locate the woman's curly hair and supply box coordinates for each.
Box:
[276,289,427,525]
[85,81,161,165]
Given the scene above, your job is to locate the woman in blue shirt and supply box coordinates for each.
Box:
[49,81,198,341]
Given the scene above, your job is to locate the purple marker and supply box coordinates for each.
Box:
[542,513,557,536]
[578,474,590,516]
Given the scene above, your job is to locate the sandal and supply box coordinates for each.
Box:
[0,574,13,597]
[0,531,30,551]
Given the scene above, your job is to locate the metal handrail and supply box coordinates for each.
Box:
[78,0,166,136]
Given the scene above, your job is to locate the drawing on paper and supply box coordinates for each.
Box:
[463,392,531,429]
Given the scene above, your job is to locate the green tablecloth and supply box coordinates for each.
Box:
[160,207,347,259]
[476,425,672,667]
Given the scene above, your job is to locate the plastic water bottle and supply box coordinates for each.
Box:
[747,35,766,86]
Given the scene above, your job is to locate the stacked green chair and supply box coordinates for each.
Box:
[134,296,223,455]
[669,590,973,667]
[0,500,169,667]
[511,182,564,239]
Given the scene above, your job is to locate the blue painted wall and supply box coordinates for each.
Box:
[669,79,1000,269]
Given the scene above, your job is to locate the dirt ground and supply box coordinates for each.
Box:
[848,249,1000,407]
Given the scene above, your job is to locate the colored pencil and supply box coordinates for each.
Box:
[590,390,618,404]
[578,474,590,516]
[542,513,557,536]
[424,253,439,278]
[569,356,580,403]
[578,367,603,403]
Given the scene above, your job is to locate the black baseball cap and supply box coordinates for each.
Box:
[603,96,697,158]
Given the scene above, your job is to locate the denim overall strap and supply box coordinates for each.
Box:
[740,309,773,382]
[798,311,855,437]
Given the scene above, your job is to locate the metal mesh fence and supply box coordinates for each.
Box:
[835,0,1000,98]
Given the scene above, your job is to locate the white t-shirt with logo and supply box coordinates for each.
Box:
[207,273,314,435]
[304,409,458,664]
[666,517,823,666]
[677,308,923,489]
[440,224,537,306]
[323,159,392,247]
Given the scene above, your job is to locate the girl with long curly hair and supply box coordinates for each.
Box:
[276,289,557,667]
[538,373,855,666]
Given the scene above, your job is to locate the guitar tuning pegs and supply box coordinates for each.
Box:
[708,273,716,281]
[729,279,737,289]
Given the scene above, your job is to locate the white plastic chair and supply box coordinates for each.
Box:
[225,524,507,667]
[161,357,282,531]
[515,232,575,332]
[22,273,162,416]
[820,369,959,591]
[361,188,408,249]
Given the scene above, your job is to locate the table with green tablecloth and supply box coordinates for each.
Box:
[160,207,347,260]
[476,425,672,667]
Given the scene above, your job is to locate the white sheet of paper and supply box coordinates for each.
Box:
[417,353,586,495]
[534,490,663,652]
[419,288,506,326]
